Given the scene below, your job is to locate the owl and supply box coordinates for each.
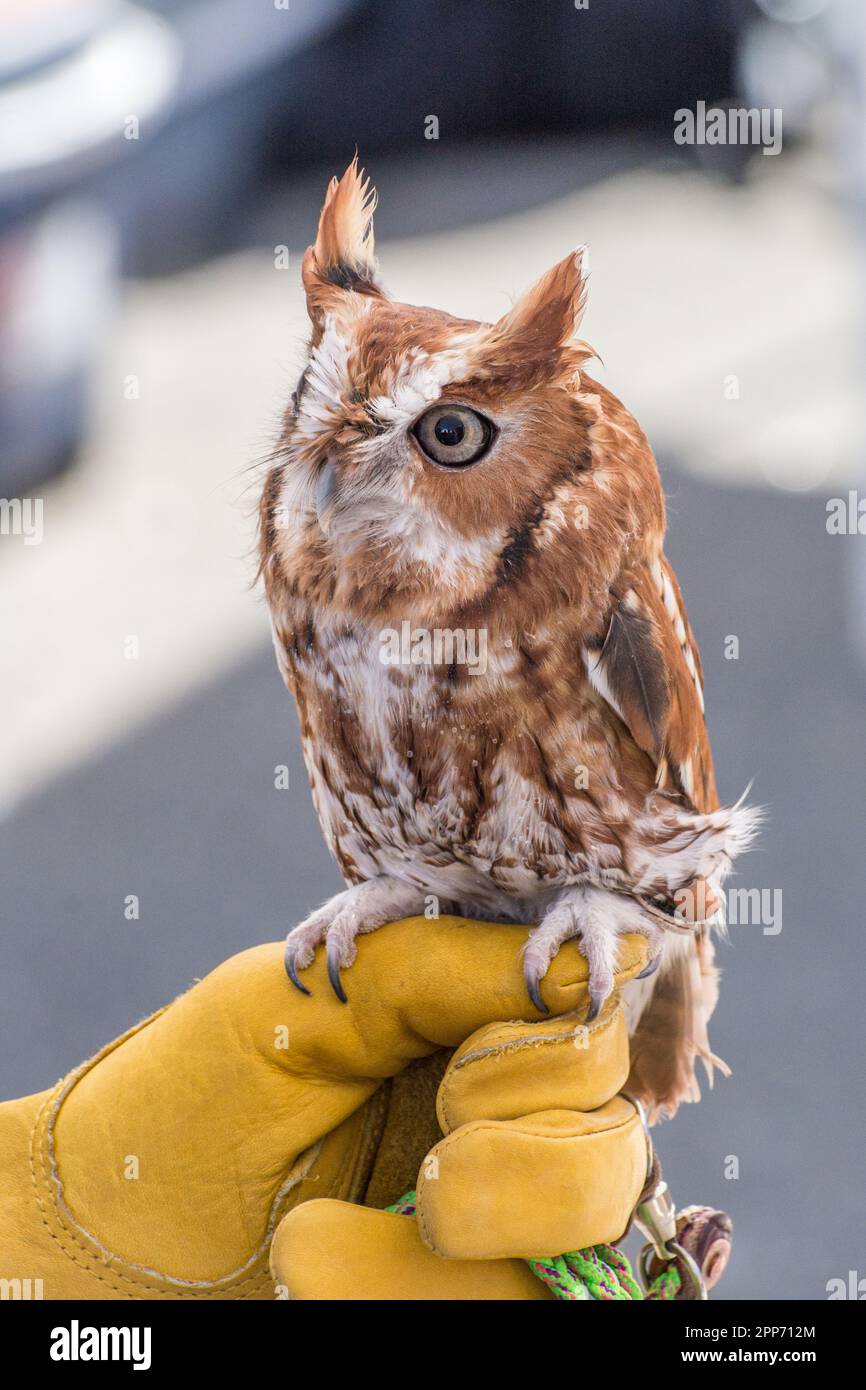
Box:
[258,159,758,1119]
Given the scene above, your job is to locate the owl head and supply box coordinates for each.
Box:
[262,158,664,625]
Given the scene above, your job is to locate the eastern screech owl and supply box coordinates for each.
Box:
[258,160,758,1119]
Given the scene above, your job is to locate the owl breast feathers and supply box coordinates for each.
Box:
[259,159,758,1121]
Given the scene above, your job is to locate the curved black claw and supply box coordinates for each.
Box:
[525,971,550,1015]
[585,989,606,1023]
[326,938,349,1004]
[636,956,661,981]
[284,944,312,996]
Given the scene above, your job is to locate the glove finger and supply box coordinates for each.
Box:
[417,1097,648,1260]
[281,920,647,1078]
[437,999,630,1134]
[270,1200,554,1301]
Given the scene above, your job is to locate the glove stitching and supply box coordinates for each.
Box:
[439,1010,618,1133]
[29,1047,320,1298]
[452,1009,616,1071]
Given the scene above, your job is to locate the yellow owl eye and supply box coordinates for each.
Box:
[412,404,494,467]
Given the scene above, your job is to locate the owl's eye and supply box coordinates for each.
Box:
[412,404,494,468]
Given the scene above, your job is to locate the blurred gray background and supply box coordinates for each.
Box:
[1,0,865,1301]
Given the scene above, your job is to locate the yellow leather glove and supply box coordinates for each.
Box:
[0,917,647,1300]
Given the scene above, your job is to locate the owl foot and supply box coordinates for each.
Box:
[524,885,666,1018]
[284,878,426,1001]
[637,799,761,897]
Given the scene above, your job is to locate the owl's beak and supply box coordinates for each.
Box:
[315,461,339,535]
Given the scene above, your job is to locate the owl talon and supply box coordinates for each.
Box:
[636,956,660,981]
[284,945,312,996]
[524,967,551,1015]
[586,987,607,1022]
[326,937,349,1004]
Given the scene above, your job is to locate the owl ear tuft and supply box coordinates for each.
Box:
[302,157,385,326]
[493,247,589,352]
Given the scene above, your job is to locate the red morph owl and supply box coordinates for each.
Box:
[258,159,759,1119]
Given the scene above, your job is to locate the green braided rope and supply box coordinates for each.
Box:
[386,1191,681,1301]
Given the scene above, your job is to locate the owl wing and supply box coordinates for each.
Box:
[583,556,717,814]
[582,555,725,1120]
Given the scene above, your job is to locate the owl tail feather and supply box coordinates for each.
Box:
[625,933,729,1123]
